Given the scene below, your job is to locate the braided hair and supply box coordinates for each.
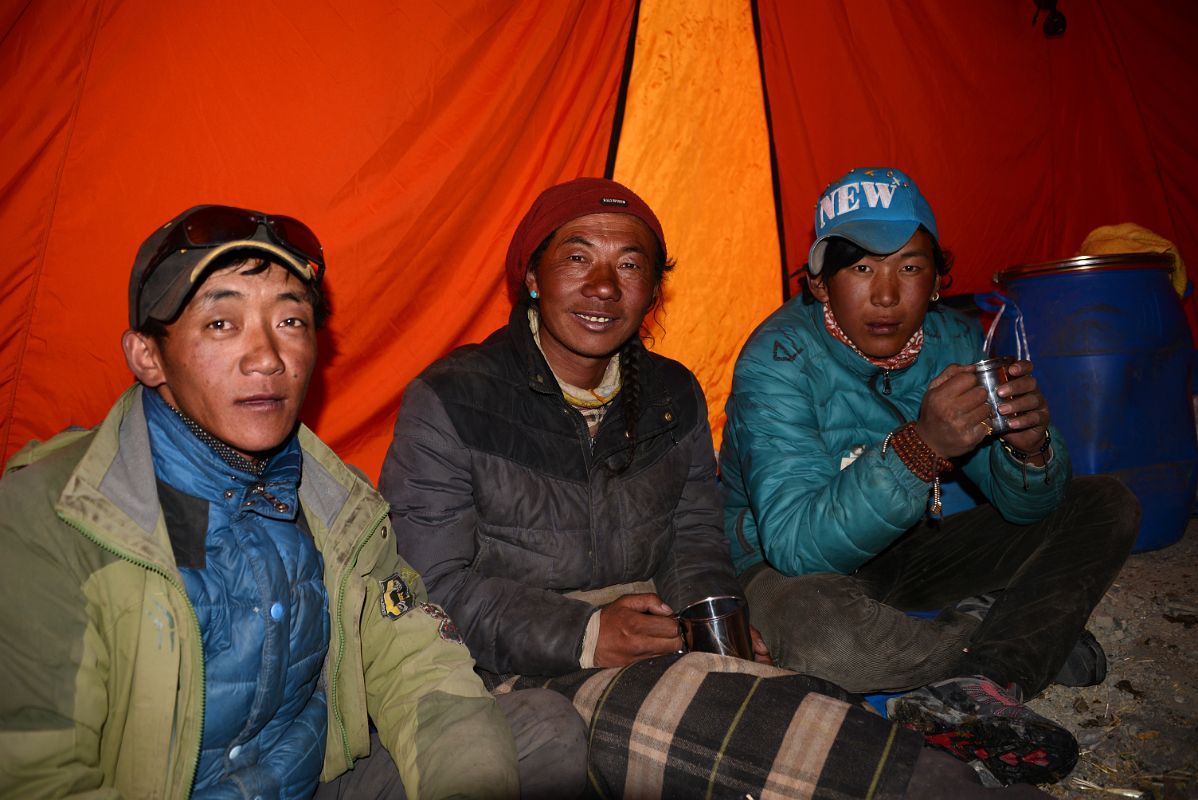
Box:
[525,226,674,473]
[614,334,648,473]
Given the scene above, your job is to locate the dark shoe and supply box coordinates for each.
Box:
[887,675,1078,785]
[952,593,999,622]
[952,593,1108,687]
[1052,628,1107,687]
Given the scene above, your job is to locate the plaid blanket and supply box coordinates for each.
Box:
[489,652,922,799]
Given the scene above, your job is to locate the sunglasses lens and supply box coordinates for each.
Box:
[268,215,324,264]
[139,207,324,321]
[183,206,259,246]
[137,207,257,321]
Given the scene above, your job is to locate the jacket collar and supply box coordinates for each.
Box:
[804,299,922,382]
[54,385,383,575]
[504,302,680,463]
[509,300,564,396]
[50,385,176,571]
[142,387,302,520]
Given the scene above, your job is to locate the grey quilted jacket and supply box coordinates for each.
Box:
[380,303,740,676]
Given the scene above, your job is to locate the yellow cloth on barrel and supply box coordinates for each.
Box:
[1077,222,1187,296]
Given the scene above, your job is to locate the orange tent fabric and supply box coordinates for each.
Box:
[758,0,1198,304]
[5,1,1198,477]
[0,0,634,474]
[614,0,779,449]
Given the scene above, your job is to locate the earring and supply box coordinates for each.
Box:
[530,290,539,299]
[931,291,940,302]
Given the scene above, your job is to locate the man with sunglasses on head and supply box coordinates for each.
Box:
[0,205,586,799]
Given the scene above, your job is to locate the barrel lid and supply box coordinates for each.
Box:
[994,252,1174,284]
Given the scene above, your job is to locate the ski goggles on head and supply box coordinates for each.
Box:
[145,205,324,279]
[130,204,326,327]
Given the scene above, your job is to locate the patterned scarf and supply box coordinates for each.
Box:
[529,307,622,437]
[823,303,923,371]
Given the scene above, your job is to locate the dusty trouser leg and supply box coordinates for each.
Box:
[315,689,586,800]
[313,732,408,800]
[495,688,588,800]
[905,748,1050,799]
[743,567,979,694]
[869,475,1139,696]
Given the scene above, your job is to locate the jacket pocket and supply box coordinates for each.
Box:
[474,523,589,588]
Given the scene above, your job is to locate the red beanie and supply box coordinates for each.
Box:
[504,177,666,302]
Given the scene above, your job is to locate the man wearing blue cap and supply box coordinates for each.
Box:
[720,168,1138,786]
[0,205,586,798]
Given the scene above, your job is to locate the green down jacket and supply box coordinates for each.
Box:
[720,299,1071,577]
[0,386,518,799]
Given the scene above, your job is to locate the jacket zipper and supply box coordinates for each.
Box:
[568,408,600,576]
[329,504,389,770]
[868,371,907,424]
[62,515,205,798]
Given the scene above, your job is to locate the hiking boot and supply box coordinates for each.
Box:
[952,593,1107,688]
[887,675,1079,785]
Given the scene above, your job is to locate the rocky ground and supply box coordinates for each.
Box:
[1030,519,1198,800]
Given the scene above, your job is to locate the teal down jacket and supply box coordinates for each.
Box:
[720,299,1070,577]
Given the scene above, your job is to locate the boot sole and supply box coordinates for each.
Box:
[890,700,1079,785]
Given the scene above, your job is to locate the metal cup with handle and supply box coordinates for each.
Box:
[676,595,753,659]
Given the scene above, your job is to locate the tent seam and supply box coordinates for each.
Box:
[603,0,641,180]
[749,0,788,302]
[2,0,106,461]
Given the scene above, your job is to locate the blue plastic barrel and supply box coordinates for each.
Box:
[993,253,1197,552]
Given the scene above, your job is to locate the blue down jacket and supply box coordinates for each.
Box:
[720,298,1070,577]
[143,388,329,799]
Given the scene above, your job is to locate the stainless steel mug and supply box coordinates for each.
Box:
[974,356,1015,435]
[677,595,753,659]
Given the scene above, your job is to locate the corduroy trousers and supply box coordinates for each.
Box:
[744,475,1140,696]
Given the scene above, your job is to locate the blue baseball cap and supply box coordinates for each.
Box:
[808,167,938,275]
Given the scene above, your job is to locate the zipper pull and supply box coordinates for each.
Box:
[882,370,892,395]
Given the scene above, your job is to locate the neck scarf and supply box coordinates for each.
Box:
[823,302,924,371]
[529,306,621,436]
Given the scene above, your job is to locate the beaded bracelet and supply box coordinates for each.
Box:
[882,422,954,514]
[1000,428,1052,463]
[1000,429,1053,490]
